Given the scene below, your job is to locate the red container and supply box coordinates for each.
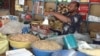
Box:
[0,21,3,27]
[78,4,88,12]
[78,4,89,21]
[79,12,88,21]
[90,0,100,2]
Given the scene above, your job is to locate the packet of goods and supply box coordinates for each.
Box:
[40,16,50,35]
[33,1,44,15]
[6,48,35,56]
[0,21,23,34]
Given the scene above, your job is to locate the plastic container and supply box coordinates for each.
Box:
[9,40,31,49]
[78,4,88,21]
[52,50,88,56]
[31,45,62,56]
[22,24,30,34]
[63,34,78,49]
[32,47,61,56]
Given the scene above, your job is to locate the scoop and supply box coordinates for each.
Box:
[42,16,49,25]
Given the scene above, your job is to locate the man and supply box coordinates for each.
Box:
[45,1,82,35]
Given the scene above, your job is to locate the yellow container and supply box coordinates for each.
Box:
[9,40,31,49]
[0,33,9,54]
[0,40,9,54]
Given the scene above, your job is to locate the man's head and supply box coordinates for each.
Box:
[68,1,80,13]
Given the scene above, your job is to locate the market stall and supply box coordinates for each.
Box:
[0,0,100,56]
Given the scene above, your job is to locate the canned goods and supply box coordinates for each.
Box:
[31,23,39,31]
[40,25,50,35]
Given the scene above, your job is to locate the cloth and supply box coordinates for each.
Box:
[62,12,82,34]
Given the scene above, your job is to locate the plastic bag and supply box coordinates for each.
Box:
[0,21,24,34]
[0,33,9,54]
[46,35,65,46]
[46,32,92,47]
[74,32,92,43]
[78,41,93,50]
[52,50,88,56]
[6,48,34,56]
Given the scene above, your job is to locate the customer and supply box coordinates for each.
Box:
[45,1,82,35]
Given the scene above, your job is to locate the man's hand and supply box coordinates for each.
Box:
[44,12,54,16]
[44,12,50,16]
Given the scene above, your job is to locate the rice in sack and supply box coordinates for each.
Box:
[32,40,62,51]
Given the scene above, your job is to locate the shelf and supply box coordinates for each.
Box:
[90,2,100,4]
[32,0,58,2]
[87,21,100,23]
[80,2,89,4]
[57,2,70,4]
[45,0,57,2]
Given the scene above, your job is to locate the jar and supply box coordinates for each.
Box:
[40,25,50,35]
[31,23,39,31]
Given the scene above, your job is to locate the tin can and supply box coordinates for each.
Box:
[40,25,50,35]
[31,23,39,31]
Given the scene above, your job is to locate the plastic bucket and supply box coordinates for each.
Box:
[9,40,31,49]
[32,46,62,56]
[52,50,88,56]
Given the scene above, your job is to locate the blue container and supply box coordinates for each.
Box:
[52,50,88,56]
[32,46,61,56]
[22,27,29,34]
[9,15,18,21]
[63,34,78,49]
[22,24,30,34]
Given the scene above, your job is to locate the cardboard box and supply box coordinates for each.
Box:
[90,4,100,17]
[45,2,56,10]
[80,22,87,33]
[26,0,33,11]
[90,31,97,38]
[89,23,100,32]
